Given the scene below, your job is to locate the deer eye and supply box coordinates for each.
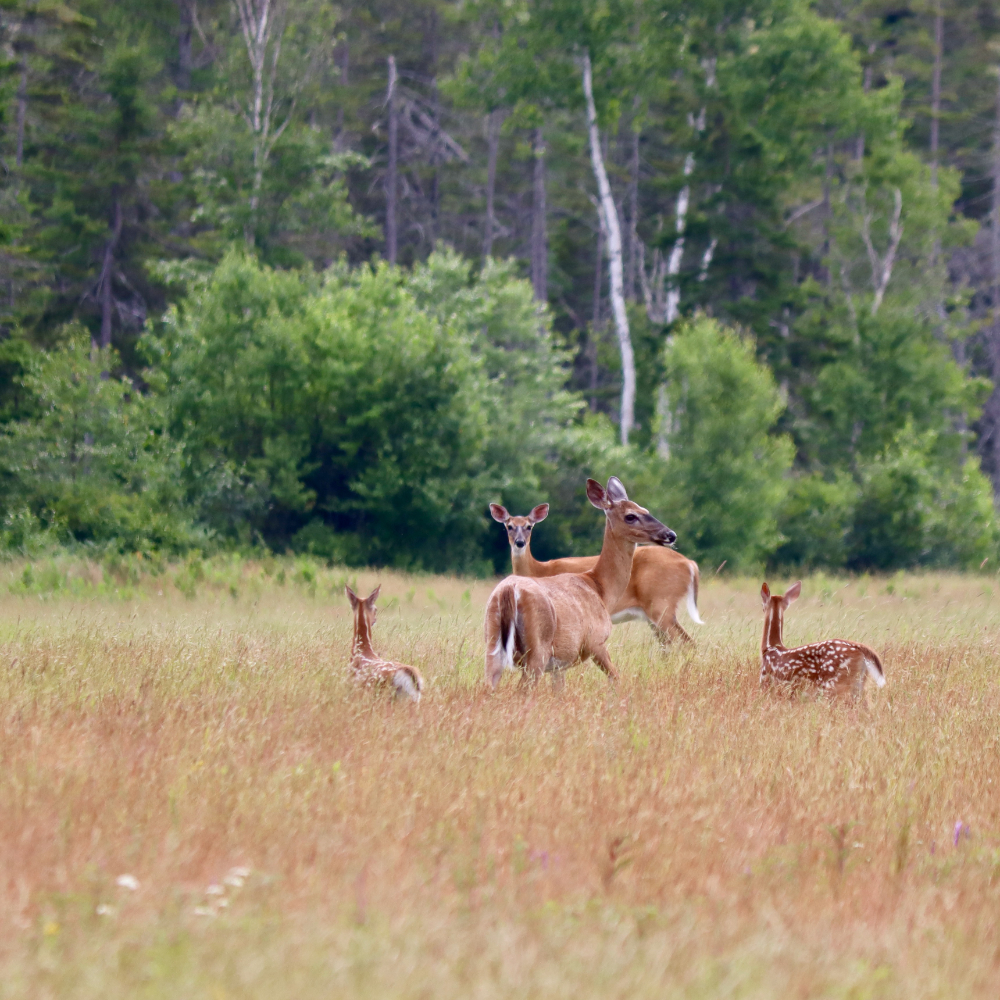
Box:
[625,513,638,523]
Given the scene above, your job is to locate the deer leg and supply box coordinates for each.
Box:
[589,645,619,683]
[647,601,692,647]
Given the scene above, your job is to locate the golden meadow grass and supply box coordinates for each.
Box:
[0,557,998,998]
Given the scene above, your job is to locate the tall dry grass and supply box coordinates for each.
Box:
[0,561,998,998]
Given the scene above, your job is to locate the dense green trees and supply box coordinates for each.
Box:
[0,0,998,573]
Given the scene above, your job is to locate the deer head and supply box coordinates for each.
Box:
[760,580,801,649]
[490,502,548,553]
[585,477,676,546]
[346,584,380,650]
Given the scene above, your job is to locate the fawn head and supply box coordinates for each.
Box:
[586,477,676,546]
[760,580,801,647]
[490,502,548,553]
[346,584,380,631]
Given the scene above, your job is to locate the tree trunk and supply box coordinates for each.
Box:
[98,196,123,351]
[386,55,398,265]
[665,153,693,324]
[334,39,348,150]
[483,109,502,261]
[989,64,1000,491]
[530,127,547,302]
[593,208,605,327]
[16,65,26,168]
[178,0,193,92]
[582,51,634,445]
[930,6,943,187]
[625,108,640,301]
[856,44,875,162]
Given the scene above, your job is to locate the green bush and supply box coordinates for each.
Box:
[775,472,858,570]
[847,429,998,571]
[0,333,196,555]
[655,315,794,571]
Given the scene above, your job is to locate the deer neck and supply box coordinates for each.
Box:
[351,612,377,660]
[762,604,784,653]
[510,540,540,576]
[588,518,635,610]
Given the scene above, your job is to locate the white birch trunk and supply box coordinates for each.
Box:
[234,0,293,248]
[582,50,634,445]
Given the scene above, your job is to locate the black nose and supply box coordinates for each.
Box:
[515,540,525,548]
[661,528,677,545]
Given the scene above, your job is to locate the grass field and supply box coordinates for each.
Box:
[1,555,999,998]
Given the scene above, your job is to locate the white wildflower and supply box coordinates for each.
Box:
[116,874,139,891]
[95,904,115,916]
[205,884,224,896]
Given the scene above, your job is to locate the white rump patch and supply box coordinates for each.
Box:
[611,607,649,625]
[865,658,886,689]
[686,563,705,625]
[393,670,421,702]
[500,588,518,671]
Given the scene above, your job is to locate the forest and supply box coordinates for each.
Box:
[1,0,999,575]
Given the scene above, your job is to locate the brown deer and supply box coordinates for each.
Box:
[490,501,702,645]
[345,585,423,702]
[484,477,676,689]
[759,582,885,696]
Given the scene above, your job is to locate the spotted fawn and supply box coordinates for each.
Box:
[346,585,423,702]
[760,581,885,696]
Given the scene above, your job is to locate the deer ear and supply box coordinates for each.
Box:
[606,476,629,503]
[345,585,359,608]
[760,582,770,608]
[365,584,381,606]
[586,478,609,510]
[783,581,801,606]
[529,503,549,524]
[489,503,509,523]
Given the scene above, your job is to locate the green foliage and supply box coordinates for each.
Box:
[0,332,195,554]
[160,249,586,572]
[848,430,998,572]
[774,472,858,571]
[657,316,795,571]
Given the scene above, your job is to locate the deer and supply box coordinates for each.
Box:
[484,477,676,689]
[345,585,423,702]
[490,501,702,646]
[759,581,885,696]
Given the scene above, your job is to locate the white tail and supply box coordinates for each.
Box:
[484,477,677,689]
[686,562,704,626]
[392,669,421,702]
[866,657,886,689]
[490,498,702,646]
[759,581,885,697]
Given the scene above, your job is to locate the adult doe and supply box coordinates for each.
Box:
[490,501,702,645]
[759,582,885,696]
[345,585,423,702]
[484,477,676,689]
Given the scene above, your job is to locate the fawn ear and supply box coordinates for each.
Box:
[760,582,770,608]
[529,503,549,524]
[606,476,629,503]
[365,585,381,606]
[489,503,509,523]
[586,478,610,510]
[783,581,801,607]
[345,585,359,608]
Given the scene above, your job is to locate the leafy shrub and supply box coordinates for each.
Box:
[0,334,197,555]
[847,429,998,571]
[656,316,794,571]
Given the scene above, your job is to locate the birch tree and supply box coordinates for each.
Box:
[582,50,634,445]
[232,0,326,248]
